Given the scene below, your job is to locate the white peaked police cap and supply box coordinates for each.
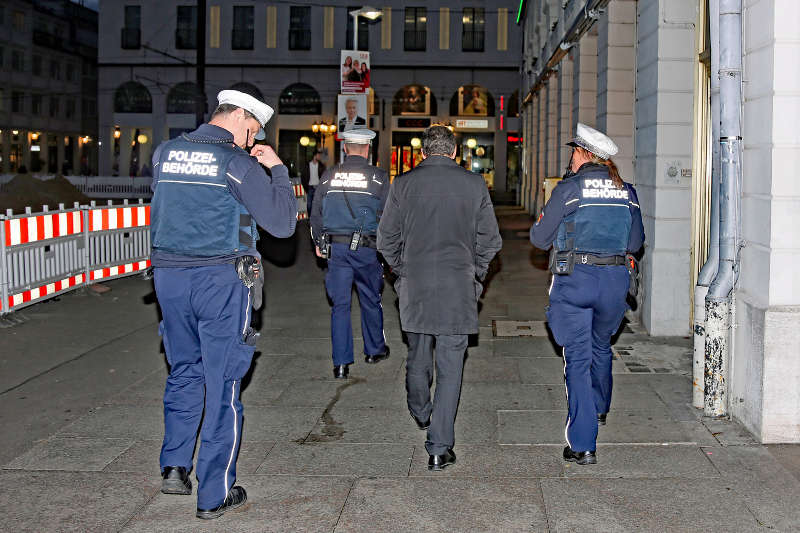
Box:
[567,122,619,160]
[341,128,376,145]
[217,89,274,140]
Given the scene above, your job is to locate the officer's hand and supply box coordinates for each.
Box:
[251,145,283,168]
[315,246,324,258]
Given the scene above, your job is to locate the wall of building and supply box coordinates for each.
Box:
[634,0,697,335]
[0,0,98,176]
[97,0,522,187]
[730,0,800,442]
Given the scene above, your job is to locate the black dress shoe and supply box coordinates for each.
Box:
[333,364,350,379]
[161,466,192,495]
[597,413,607,426]
[412,414,430,430]
[196,486,247,520]
[428,449,456,471]
[563,446,597,465]
[365,345,390,364]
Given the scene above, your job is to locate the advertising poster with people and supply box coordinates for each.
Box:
[459,85,490,116]
[341,50,371,93]
[392,84,431,115]
[337,94,368,140]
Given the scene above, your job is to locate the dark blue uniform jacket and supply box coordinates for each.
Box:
[150,124,297,267]
[530,163,644,254]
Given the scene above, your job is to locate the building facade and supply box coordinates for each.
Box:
[0,0,98,176]
[97,0,522,196]
[518,0,800,442]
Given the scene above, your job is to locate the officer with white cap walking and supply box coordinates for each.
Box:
[530,122,644,465]
[150,89,297,518]
[310,128,391,379]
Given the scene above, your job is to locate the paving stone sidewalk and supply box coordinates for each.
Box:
[1,207,799,532]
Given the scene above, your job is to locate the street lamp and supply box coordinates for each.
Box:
[350,6,382,49]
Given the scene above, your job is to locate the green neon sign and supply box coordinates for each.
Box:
[516,0,526,24]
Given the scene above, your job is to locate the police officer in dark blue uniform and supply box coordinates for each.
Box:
[150,90,297,518]
[531,123,644,465]
[310,129,390,379]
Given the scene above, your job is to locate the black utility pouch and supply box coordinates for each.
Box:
[549,249,575,275]
[626,254,639,298]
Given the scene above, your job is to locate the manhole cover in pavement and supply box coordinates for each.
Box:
[492,320,548,337]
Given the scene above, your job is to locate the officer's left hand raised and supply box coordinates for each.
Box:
[251,145,283,168]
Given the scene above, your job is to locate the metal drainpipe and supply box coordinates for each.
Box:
[693,0,721,409]
[704,0,742,417]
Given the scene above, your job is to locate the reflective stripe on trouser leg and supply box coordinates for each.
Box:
[350,247,385,356]
[325,244,355,366]
[547,275,596,453]
[194,265,253,510]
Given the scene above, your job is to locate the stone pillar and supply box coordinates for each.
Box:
[0,130,8,174]
[536,89,546,213]
[56,136,65,176]
[573,33,598,131]
[559,56,574,172]
[119,128,134,178]
[597,0,637,180]
[635,0,696,335]
[494,132,507,194]
[728,0,800,443]
[548,73,559,176]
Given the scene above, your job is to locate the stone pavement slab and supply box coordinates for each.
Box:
[704,445,800,530]
[408,444,562,478]
[540,479,762,532]
[335,477,548,533]
[273,377,405,409]
[258,442,414,477]
[0,470,159,533]
[459,383,563,410]
[561,444,718,478]
[103,439,275,475]
[497,410,697,445]
[4,436,134,471]
[121,475,354,533]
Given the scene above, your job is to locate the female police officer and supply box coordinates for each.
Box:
[530,123,644,465]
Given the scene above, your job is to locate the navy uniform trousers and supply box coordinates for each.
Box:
[154,264,255,510]
[546,264,629,452]
[325,242,386,365]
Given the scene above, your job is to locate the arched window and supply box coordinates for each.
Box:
[167,82,207,114]
[228,82,264,102]
[392,85,437,116]
[114,81,152,113]
[449,85,495,117]
[278,83,321,115]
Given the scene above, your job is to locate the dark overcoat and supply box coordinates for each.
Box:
[377,155,502,335]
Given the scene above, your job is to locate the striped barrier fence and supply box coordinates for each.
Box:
[0,200,151,316]
[291,178,309,221]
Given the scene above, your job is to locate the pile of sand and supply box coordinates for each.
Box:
[0,174,90,214]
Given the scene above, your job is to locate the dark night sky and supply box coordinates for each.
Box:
[71,0,99,11]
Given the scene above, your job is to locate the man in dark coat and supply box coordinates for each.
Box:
[377,125,502,471]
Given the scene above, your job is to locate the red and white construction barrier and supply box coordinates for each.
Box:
[4,211,83,246]
[89,260,151,282]
[89,205,151,232]
[6,273,85,310]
